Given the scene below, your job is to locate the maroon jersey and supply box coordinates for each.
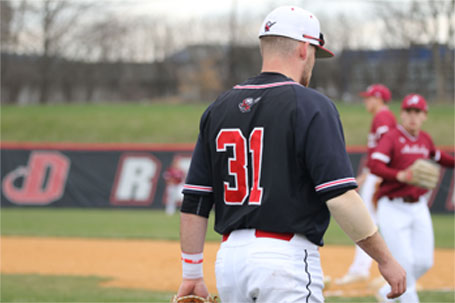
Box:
[366,108,396,168]
[370,125,453,200]
[164,167,185,185]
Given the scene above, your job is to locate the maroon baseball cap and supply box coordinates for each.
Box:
[359,84,391,102]
[401,93,428,112]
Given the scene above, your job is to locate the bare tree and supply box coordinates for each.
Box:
[2,0,97,103]
[1,0,33,104]
[375,0,454,101]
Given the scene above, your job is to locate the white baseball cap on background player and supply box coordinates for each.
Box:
[258,6,334,58]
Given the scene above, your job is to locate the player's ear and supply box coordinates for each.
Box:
[422,112,428,121]
[298,41,309,61]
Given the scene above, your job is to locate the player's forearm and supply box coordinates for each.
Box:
[180,212,208,254]
[327,190,396,265]
[369,159,399,181]
[356,231,393,265]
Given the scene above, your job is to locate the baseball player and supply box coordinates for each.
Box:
[163,163,186,215]
[336,84,397,285]
[370,94,454,303]
[175,6,406,303]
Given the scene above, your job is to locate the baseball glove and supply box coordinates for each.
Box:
[170,295,218,303]
[404,159,440,189]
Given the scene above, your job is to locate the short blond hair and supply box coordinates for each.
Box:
[259,36,299,58]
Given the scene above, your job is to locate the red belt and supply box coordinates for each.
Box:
[222,230,294,242]
[389,196,419,203]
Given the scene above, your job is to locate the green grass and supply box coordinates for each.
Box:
[0,208,221,242]
[1,274,453,303]
[1,102,454,146]
[0,274,173,302]
[1,103,207,144]
[1,208,453,248]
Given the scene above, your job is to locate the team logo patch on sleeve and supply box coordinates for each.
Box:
[238,97,262,113]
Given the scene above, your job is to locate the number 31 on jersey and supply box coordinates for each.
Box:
[216,127,264,206]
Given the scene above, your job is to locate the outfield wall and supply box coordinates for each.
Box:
[1,142,454,213]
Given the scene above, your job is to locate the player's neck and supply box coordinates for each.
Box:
[373,104,387,115]
[401,124,420,137]
[261,59,305,86]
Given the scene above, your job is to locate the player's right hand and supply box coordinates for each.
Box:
[378,257,407,299]
[176,277,209,298]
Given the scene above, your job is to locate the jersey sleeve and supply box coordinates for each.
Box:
[296,94,357,200]
[182,108,213,196]
[373,111,395,142]
[369,132,400,180]
[428,134,455,167]
[370,131,394,164]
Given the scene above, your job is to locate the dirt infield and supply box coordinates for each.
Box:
[2,236,454,297]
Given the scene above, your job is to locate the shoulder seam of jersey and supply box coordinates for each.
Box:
[233,81,303,90]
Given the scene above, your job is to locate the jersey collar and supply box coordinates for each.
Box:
[397,124,419,142]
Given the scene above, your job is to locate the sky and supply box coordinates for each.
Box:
[100,0,381,49]
[8,0,449,61]
[106,0,376,20]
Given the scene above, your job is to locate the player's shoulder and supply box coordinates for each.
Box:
[382,127,401,140]
[293,85,337,113]
[418,130,434,142]
[373,108,396,123]
[376,107,396,119]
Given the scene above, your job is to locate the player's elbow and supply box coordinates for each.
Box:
[368,160,381,176]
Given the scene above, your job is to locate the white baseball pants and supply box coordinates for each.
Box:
[377,196,434,303]
[215,229,324,303]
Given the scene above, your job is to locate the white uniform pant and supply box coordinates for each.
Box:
[377,196,434,303]
[164,183,183,215]
[348,173,378,276]
[215,229,324,303]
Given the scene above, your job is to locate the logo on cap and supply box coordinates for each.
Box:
[401,93,428,112]
[264,21,276,32]
[407,95,420,106]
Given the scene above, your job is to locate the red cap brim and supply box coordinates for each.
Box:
[315,45,334,58]
[359,91,371,98]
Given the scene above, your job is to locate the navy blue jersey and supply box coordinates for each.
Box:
[182,72,357,245]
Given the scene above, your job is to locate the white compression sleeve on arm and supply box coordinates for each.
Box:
[326,189,378,243]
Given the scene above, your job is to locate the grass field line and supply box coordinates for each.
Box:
[2,236,454,297]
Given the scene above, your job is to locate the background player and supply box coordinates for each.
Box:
[175,6,406,303]
[370,94,454,302]
[163,162,186,215]
[336,84,397,285]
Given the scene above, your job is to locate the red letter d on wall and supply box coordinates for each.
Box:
[2,151,70,205]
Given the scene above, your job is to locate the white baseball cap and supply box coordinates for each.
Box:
[258,6,334,58]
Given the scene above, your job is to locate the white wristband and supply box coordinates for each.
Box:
[181,252,203,279]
